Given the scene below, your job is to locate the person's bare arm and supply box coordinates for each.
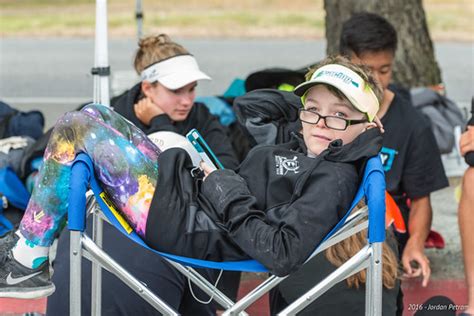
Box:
[402,196,432,287]
[459,127,474,313]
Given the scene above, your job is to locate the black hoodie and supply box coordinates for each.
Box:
[112,83,239,169]
[145,127,382,277]
[233,88,303,147]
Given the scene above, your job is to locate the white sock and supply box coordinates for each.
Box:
[12,231,49,269]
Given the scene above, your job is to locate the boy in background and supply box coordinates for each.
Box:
[339,12,449,313]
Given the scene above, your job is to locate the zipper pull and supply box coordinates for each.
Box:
[1,194,8,209]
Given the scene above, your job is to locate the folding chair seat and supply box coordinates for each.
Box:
[67,153,386,316]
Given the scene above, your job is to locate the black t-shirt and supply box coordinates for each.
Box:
[380,91,449,240]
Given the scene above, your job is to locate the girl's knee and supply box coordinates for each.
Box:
[56,111,88,127]
[57,104,108,128]
[81,103,112,118]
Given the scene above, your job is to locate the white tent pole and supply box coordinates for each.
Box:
[136,0,143,40]
[89,2,110,315]
[93,0,110,107]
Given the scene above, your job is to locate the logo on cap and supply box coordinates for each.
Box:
[315,70,359,88]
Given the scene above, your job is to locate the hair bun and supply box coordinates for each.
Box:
[134,33,189,74]
[155,34,171,45]
[138,34,172,49]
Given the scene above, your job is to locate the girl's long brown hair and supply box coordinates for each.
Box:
[325,205,399,289]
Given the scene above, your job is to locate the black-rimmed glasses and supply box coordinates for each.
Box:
[299,109,367,131]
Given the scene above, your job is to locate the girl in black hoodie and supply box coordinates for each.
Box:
[0,57,384,301]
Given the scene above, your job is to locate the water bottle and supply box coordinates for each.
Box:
[465,98,474,166]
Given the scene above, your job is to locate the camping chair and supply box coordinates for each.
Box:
[67,153,386,316]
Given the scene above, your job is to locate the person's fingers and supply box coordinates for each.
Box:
[402,266,422,279]
[411,267,422,277]
[200,161,214,177]
[460,139,474,156]
[372,116,385,133]
[460,127,474,155]
[460,133,469,155]
[134,98,147,112]
[402,256,412,275]
[403,252,431,284]
[421,258,431,287]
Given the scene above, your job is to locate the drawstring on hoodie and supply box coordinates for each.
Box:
[291,138,348,201]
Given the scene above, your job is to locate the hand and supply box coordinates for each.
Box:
[401,238,431,287]
[460,126,474,156]
[134,97,165,126]
[365,116,385,133]
[200,161,215,181]
[372,116,385,133]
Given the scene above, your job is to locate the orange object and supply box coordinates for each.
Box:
[386,192,445,249]
[385,191,406,233]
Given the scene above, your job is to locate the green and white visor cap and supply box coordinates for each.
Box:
[293,64,380,122]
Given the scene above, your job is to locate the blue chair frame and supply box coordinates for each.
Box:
[67,153,386,316]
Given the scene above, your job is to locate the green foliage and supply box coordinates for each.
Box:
[0,0,471,39]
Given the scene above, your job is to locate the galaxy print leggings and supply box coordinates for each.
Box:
[19,104,160,246]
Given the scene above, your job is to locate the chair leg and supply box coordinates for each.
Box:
[278,245,371,316]
[222,275,283,316]
[167,261,249,315]
[81,235,179,315]
[367,242,383,316]
[70,231,82,316]
[91,212,103,316]
[365,247,373,315]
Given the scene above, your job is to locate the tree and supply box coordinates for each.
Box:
[324,0,442,88]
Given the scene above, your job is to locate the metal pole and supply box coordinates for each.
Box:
[278,246,371,316]
[167,261,248,316]
[222,276,284,316]
[91,211,104,316]
[368,243,383,316]
[70,231,82,316]
[135,0,143,40]
[94,0,110,106]
[89,2,109,313]
[365,248,373,316]
[81,235,179,315]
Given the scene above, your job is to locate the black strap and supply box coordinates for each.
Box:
[91,66,111,76]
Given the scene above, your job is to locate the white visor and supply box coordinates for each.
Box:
[294,64,379,122]
[140,55,211,90]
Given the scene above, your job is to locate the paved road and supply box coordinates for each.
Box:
[1,38,472,98]
[0,37,473,280]
[1,38,472,125]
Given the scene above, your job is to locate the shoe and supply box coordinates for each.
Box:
[424,229,445,249]
[0,230,19,263]
[0,252,55,299]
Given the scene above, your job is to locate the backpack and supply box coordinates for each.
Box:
[0,167,31,235]
[244,68,306,92]
[410,88,466,154]
[0,136,36,175]
[0,101,44,141]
